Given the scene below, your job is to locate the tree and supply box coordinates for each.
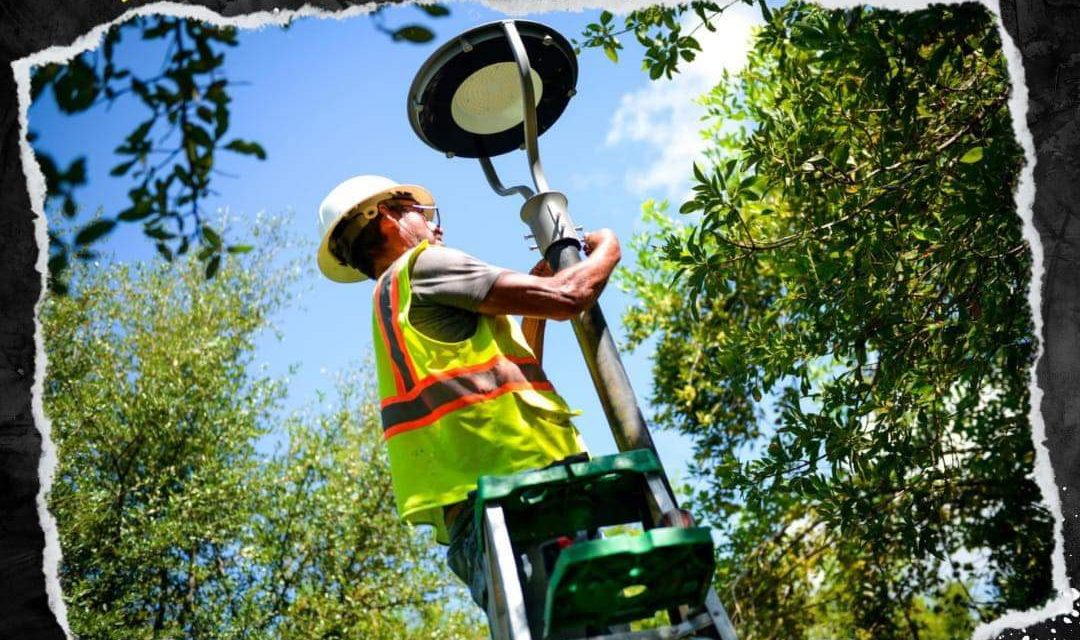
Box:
[617,3,1052,638]
[249,375,484,640]
[31,7,449,295]
[43,231,483,638]
[576,1,758,79]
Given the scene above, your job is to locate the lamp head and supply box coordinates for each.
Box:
[407,20,577,159]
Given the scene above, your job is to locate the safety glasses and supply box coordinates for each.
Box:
[384,201,440,229]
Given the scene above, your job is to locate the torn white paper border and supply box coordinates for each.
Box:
[11,0,1069,638]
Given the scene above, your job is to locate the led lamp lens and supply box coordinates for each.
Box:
[450,63,544,135]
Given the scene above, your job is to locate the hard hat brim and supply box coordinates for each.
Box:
[316,183,436,283]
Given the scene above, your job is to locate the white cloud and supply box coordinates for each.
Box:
[606,4,762,201]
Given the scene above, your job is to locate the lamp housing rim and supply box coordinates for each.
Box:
[406,19,578,159]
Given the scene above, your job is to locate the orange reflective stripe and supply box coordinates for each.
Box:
[380,354,539,409]
[383,380,555,440]
[381,355,552,438]
[389,269,418,384]
[375,268,415,393]
[374,273,406,394]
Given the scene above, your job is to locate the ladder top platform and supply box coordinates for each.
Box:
[474,450,662,544]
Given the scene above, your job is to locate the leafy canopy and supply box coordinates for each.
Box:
[31,8,450,295]
[616,3,1051,638]
[43,228,483,639]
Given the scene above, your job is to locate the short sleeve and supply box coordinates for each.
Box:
[410,246,507,311]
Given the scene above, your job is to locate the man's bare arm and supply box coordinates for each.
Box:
[519,259,553,363]
[478,229,621,321]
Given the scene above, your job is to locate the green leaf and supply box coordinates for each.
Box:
[757,0,773,23]
[223,139,267,160]
[145,226,177,241]
[141,18,174,40]
[415,3,450,17]
[604,44,619,63]
[391,25,435,43]
[64,157,87,185]
[214,103,230,139]
[110,160,136,177]
[829,143,849,168]
[173,162,194,187]
[959,147,984,163]
[206,80,229,106]
[680,36,702,51]
[186,124,213,149]
[52,58,99,113]
[118,201,153,221]
[662,9,678,31]
[48,250,69,278]
[205,254,221,279]
[206,25,238,45]
[30,64,61,102]
[127,118,155,145]
[226,244,253,254]
[202,226,222,248]
[693,162,707,184]
[74,219,116,246]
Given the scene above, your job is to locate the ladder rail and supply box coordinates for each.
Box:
[643,466,738,640]
[484,504,533,640]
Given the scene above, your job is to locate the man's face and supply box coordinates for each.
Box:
[379,198,443,247]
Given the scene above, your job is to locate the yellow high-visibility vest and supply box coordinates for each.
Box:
[373,241,586,543]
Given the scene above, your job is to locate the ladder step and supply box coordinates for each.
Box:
[475,451,662,545]
[544,527,716,636]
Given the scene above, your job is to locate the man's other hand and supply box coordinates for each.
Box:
[584,229,618,257]
[479,228,622,321]
[530,258,554,278]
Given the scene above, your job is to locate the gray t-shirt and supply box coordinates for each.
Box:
[408,246,507,342]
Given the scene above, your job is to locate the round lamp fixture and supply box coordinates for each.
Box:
[407,20,577,159]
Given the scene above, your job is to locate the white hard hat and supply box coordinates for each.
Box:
[316,175,436,282]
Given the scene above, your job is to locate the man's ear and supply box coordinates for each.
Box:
[374,213,400,258]
[377,211,396,235]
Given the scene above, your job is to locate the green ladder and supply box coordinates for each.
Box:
[474,450,738,640]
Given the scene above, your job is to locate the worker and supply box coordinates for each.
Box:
[316,175,621,608]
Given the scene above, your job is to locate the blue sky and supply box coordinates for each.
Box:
[30,2,762,496]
